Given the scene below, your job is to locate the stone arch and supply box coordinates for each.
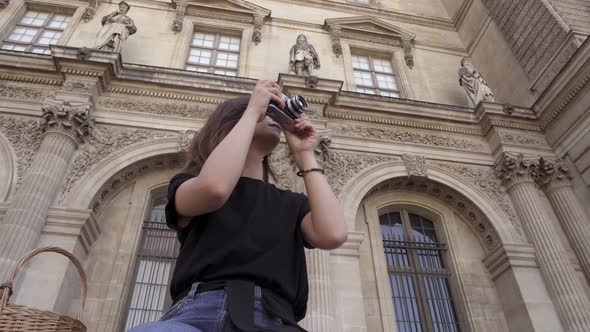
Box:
[0,131,17,202]
[64,136,181,209]
[339,160,525,251]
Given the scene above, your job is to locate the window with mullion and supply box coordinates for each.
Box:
[185,31,240,77]
[380,210,461,332]
[1,10,71,55]
[352,54,400,98]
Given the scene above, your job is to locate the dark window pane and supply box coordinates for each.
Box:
[380,211,460,331]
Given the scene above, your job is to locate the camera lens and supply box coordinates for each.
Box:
[284,95,308,119]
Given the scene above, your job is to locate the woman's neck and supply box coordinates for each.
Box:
[241,149,265,180]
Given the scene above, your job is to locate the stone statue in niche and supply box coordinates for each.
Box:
[458,57,494,106]
[289,34,320,76]
[95,1,137,53]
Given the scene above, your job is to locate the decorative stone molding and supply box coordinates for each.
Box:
[314,129,332,166]
[494,153,538,189]
[328,26,343,57]
[44,207,100,254]
[496,131,547,147]
[331,124,485,151]
[402,154,427,177]
[330,231,364,257]
[62,79,95,93]
[483,244,538,280]
[107,86,227,104]
[98,97,212,118]
[0,83,54,101]
[77,47,92,60]
[366,177,501,250]
[324,16,416,67]
[433,161,524,238]
[0,116,43,189]
[41,98,94,144]
[0,73,61,86]
[401,38,414,69]
[60,126,174,202]
[82,0,100,23]
[305,75,319,88]
[533,157,571,191]
[180,129,197,151]
[324,151,396,196]
[0,0,8,9]
[172,2,187,34]
[252,14,264,45]
[90,155,183,213]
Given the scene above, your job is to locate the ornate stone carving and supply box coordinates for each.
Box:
[331,124,485,151]
[289,35,320,76]
[269,143,296,191]
[458,57,495,106]
[0,116,43,189]
[252,15,264,45]
[0,83,53,101]
[402,154,427,177]
[314,130,332,167]
[502,104,514,115]
[90,155,183,213]
[98,98,212,118]
[494,153,538,188]
[323,151,395,196]
[0,0,9,9]
[533,157,571,190]
[180,129,197,151]
[60,125,174,202]
[77,47,92,60]
[96,1,137,53]
[329,26,342,57]
[401,39,414,69]
[434,161,524,238]
[63,79,94,93]
[367,178,501,250]
[497,131,547,147]
[172,3,187,34]
[82,0,99,22]
[41,98,94,143]
[305,75,319,88]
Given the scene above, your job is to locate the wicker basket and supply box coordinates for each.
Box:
[0,247,87,332]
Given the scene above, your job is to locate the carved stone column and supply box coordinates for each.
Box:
[535,157,590,283]
[252,14,264,45]
[495,153,590,332]
[0,98,93,281]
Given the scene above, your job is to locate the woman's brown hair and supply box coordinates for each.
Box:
[183,95,274,182]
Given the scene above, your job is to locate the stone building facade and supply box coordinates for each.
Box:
[0,0,589,331]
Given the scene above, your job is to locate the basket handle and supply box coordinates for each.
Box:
[0,246,88,319]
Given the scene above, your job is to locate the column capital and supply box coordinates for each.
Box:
[494,152,539,189]
[41,98,94,144]
[534,157,572,192]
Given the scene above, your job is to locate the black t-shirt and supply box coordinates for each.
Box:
[165,173,313,322]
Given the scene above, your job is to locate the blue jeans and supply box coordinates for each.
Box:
[129,282,284,332]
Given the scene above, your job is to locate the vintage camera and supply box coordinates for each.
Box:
[266,93,309,131]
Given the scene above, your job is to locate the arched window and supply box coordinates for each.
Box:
[379,210,460,332]
[123,196,180,331]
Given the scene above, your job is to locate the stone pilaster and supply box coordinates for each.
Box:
[495,153,590,332]
[534,157,590,283]
[302,249,337,332]
[0,98,93,281]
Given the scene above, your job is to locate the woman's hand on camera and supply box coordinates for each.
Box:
[284,117,318,169]
[245,80,285,122]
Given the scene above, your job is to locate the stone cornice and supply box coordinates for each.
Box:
[0,46,547,141]
[330,231,364,257]
[534,38,590,131]
[483,244,538,280]
[43,207,100,255]
[276,0,455,31]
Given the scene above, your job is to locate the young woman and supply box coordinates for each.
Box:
[130,80,347,332]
